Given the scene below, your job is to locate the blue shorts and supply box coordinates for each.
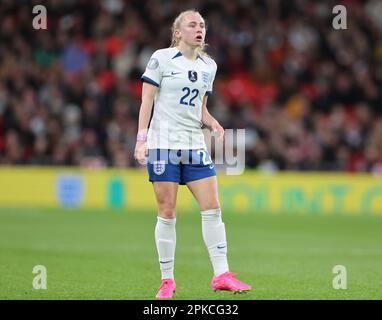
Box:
[147,149,216,185]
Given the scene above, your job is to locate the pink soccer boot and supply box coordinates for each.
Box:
[155,278,176,299]
[212,272,251,293]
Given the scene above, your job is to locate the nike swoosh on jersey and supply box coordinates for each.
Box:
[171,71,181,75]
[217,245,226,249]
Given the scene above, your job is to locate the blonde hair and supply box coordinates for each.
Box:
[170,9,209,57]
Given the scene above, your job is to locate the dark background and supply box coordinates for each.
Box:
[1,0,381,173]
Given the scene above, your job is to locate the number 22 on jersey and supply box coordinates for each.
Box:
[180,87,199,107]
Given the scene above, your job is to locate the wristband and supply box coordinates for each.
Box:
[137,133,147,142]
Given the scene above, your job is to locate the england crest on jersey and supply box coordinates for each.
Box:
[153,160,166,175]
[202,71,209,84]
[188,70,198,82]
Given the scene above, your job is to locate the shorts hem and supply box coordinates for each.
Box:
[149,179,180,184]
[181,172,216,185]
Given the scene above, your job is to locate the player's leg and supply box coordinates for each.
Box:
[152,181,178,298]
[186,176,228,276]
[147,149,180,298]
[153,181,178,219]
[185,158,251,292]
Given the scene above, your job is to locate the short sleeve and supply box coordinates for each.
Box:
[205,60,217,96]
[141,51,163,87]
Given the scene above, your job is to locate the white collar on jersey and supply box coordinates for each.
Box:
[172,50,206,63]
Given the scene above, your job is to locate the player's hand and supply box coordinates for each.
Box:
[134,141,148,165]
[211,121,225,142]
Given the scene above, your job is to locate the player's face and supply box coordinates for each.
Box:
[177,13,206,48]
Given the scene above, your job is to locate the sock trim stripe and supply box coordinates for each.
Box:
[157,216,176,225]
[201,208,221,216]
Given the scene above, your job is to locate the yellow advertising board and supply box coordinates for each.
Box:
[0,167,381,215]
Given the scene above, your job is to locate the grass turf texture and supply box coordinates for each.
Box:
[0,208,381,300]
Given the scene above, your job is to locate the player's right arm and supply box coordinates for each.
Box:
[134,82,158,164]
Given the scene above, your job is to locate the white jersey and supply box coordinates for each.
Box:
[141,47,217,150]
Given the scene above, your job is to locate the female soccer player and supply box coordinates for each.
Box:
[134,9,251,299]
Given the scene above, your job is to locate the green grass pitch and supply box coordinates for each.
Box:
[0,207,381,299]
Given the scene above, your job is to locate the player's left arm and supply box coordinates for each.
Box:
[202,95,224,142]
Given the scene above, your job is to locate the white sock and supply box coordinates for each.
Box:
[155,216,176,280]
[201,208,229,277]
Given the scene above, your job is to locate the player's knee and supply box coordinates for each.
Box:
[201,201,220,212]
[158,207,176,219]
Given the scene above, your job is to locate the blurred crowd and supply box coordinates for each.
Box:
[1,0,382,173]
